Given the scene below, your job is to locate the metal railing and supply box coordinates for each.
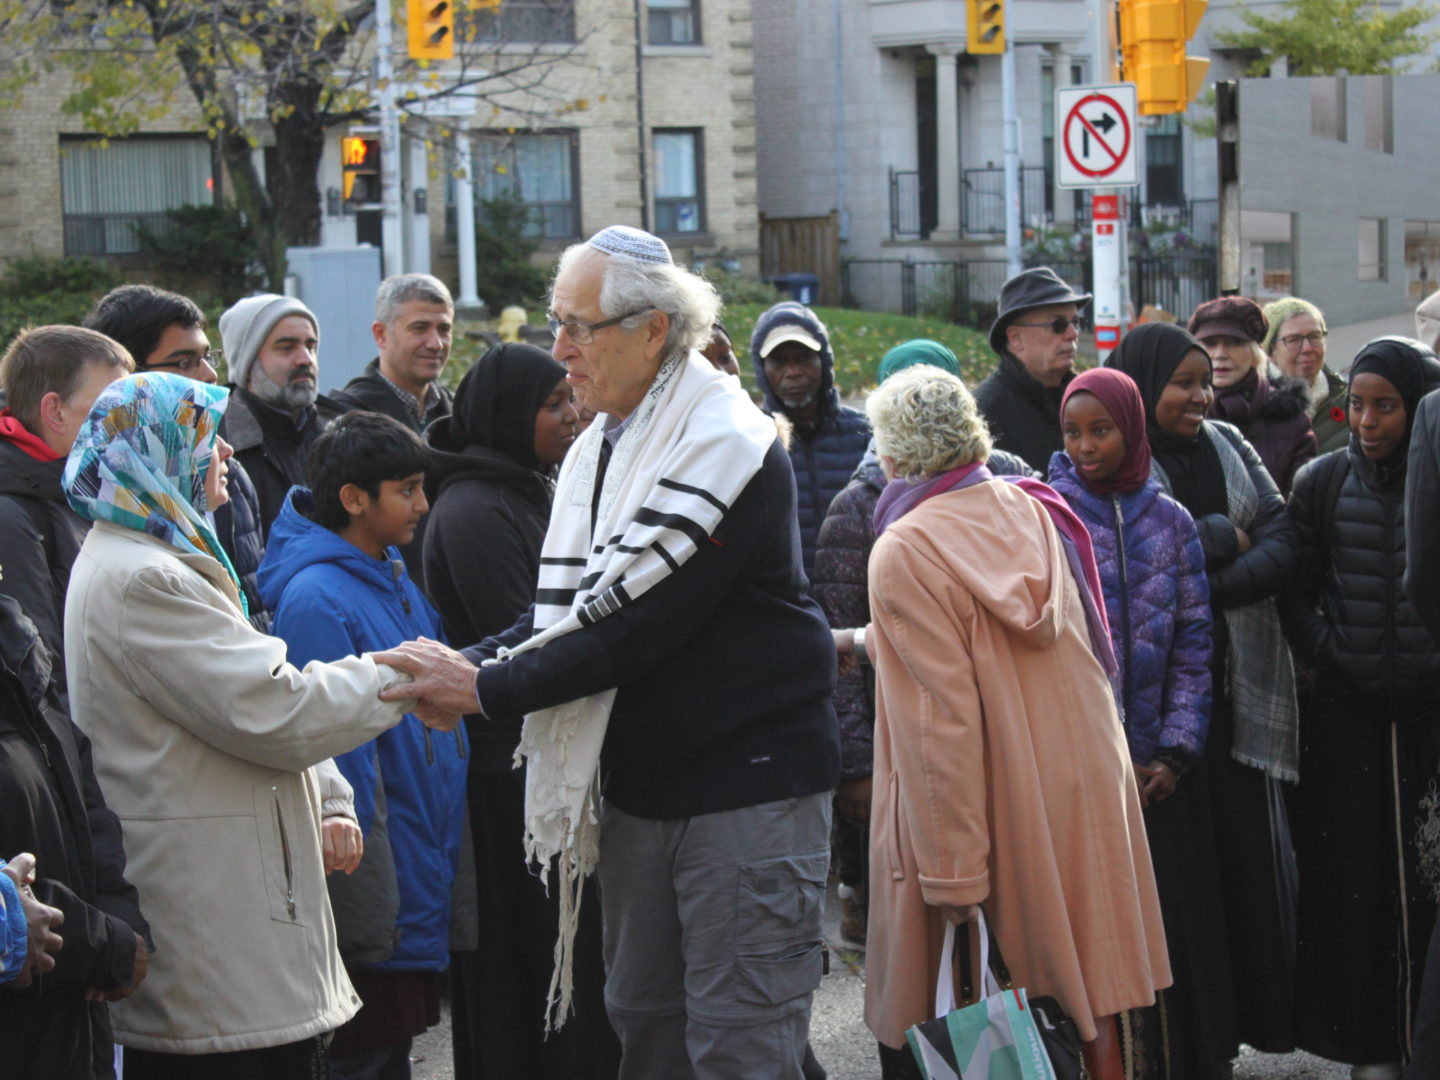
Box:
[889,169,925,241]
[961,166,1050,234]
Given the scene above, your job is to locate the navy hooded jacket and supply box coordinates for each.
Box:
[749,302,870,578]
[257,488,467,972]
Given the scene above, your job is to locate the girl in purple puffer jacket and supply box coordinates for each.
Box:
[1049,367,1237,1080]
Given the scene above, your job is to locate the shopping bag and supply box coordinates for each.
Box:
[905,909,1061,1080]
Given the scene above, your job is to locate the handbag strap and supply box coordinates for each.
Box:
[933,909,1004,1019]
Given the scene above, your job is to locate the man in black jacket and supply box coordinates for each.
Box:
[0,327,132,691]
[973,266,1092,472]
[377,226,839,1080]
[83,285,272,631]
[217,294,342,537]
[330,273,455,433]
[0,594,151,1078]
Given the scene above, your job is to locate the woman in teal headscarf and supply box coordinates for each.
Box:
[59,372,441,1074]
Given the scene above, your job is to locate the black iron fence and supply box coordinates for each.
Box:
[889,169,925,241]
[961,167,1050,234]
[843,252,1213,329]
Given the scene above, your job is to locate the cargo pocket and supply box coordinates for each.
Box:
[732,850,828,1010]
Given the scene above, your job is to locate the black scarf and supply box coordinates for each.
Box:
[1106,322,1228,520]
[440,343,567,469]
[1347,336,1440,492]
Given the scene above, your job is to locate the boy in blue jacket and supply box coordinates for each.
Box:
[258,411,469,1080]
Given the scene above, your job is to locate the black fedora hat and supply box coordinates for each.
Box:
[988,267,1092,354]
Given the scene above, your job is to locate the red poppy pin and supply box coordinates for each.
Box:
[1330,406,1346,423]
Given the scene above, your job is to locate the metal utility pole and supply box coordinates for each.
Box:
[454,130,481,308]
[375,0,405,276]
[1216,81,1241,294]
[1002,39,1022,277]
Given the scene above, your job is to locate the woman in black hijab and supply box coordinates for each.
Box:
[1284,337,1440,1075]
[1108,323,1300,1062]
[423,344,620,1080]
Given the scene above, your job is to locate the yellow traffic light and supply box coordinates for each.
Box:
[967,0,1005,55]
[408,0,454,61]
[1119,0,1209,115]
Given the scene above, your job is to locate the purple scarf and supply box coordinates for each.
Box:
[873,462,1118,677]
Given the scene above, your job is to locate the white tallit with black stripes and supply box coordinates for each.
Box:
[488,349,775,1027]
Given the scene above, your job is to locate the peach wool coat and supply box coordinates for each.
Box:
[864,477,1171,1049]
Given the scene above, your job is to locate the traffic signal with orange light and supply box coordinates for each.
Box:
[1118,0,1209,115]
[342,134,381,210]
[408,0,454,61]
[967,0,1005,55]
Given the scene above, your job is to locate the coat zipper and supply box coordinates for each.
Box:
[273,792,296,921]
[1113,496,1133,719]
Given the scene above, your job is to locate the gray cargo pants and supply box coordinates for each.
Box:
[597,792,832,1080]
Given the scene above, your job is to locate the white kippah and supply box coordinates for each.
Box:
[585,225,673,265]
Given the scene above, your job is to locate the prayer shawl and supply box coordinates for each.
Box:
[1153,422,1300,781]
[491,351,775,1026]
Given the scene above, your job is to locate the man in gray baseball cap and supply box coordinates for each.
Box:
[972,266,1092,472]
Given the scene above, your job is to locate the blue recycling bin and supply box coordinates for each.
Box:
[771,273,820,306]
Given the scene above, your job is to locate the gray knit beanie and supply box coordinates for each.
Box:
[1260,296,1326,355]
[1417,290,1440,353]
[219,294,319,389]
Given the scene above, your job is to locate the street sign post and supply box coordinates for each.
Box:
[1056,83,1139,189]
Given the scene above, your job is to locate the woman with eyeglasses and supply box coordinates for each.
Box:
[1188,296,1317,498]
[1263,297,1349,455]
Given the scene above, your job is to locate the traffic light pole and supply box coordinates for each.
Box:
[1002,40,1022,278]
[1090,0,1127,362]
[375,0,405,277]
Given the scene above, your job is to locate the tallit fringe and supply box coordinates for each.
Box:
[1229,747,1299,784]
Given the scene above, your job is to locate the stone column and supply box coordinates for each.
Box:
[928,43,963,240]
[1048,43,1075,226]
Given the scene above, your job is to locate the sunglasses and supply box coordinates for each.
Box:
[1012,316,1083,335]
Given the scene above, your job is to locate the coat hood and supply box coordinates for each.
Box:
[749,301,839,416]
[0,437,66,501]
[257,486,407,609]
[887,480,1066,648]
[422,415,553,509]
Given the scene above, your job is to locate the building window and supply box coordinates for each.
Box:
[1359,217,1386,282]
[60,135,213,257]
[1240,210,1294,300]
[470,0,575,44]
[1406,220,1440,300]
[653,129,704,235]
[1310,77,1346,141]
[1362,76,1393,154]
[648,0,699,45]
[1145,115,1184,207]
[472,131,580,240]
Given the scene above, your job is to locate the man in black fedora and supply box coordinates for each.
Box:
[973,266,1092,472]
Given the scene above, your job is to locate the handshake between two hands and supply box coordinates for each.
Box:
[371,637,480,733]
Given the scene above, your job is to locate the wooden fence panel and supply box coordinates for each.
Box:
[759,212,841,306]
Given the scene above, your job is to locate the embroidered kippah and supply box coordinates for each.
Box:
[586,225,673,265]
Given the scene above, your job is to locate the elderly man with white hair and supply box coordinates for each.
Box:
[378,226,840,1079]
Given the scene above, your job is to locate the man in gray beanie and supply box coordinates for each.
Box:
[218,294,341,536]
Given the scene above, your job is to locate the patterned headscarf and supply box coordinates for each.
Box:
[63,372,246,612]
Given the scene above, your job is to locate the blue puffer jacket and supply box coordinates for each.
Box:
[1047,453,1214,767]
[212,459,271,632]
[257,488,467,972]
[749,302,871,578]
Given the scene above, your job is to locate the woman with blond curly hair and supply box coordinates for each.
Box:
[861,365,1171,1080]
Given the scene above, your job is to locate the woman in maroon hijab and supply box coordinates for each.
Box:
[1048,367,1240,1080]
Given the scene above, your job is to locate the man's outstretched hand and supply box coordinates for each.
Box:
[372,637,478,731]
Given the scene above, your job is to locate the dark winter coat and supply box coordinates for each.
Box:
[973,354,1076,473]
[0,595,149,1079]
[210,459,272,633]
[330,358,454,434]
[1284,447,1440,723]
[1209,369,1317,498]
[1047,453,1213,766]
[811,445,1037,779]
[0,439,89,692]
[422,416,553,772]
[748,303,871,577]
[218,387,343,539]
[1406,391,1440,641]
[1308,368,1350,456]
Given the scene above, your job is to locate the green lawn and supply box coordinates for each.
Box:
[449,305,1000,399]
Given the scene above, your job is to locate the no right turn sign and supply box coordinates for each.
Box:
[1056,83,1139,188]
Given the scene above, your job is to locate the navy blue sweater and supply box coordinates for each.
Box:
[465,438,841,819]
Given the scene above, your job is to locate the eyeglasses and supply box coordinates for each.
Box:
[147,351,220,376]
[1012,316,1083,335]
[1278,331,1327,350]
[547,308,653,345]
